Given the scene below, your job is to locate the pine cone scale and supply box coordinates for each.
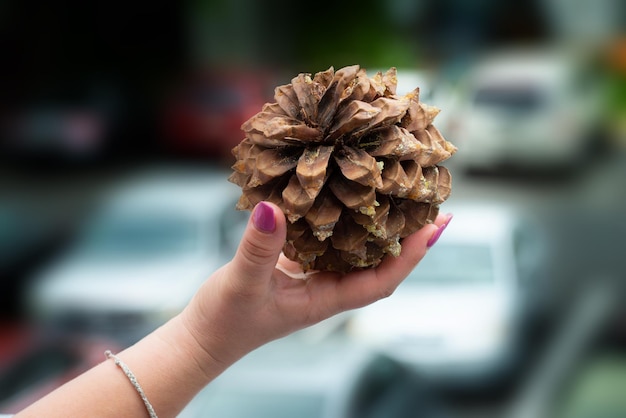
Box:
[282,174,316,222]
[317,65,360,127]
[250,149,299,186]
[328,101,381,141]
[304,191,343,241]
[296,145,334,199]
[274,84,301,118]
[334,146,383,188]
[328,176,377,212]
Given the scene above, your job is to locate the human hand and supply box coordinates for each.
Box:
[180,201,452,369]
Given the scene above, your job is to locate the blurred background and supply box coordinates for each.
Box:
[1,0,625,416]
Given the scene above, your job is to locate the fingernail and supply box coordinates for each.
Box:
[427,213,453,248]
[253,202,276,233]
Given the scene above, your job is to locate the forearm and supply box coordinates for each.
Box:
[15,313,234,418]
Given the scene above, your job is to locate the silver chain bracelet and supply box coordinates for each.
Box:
[105,350,158,418]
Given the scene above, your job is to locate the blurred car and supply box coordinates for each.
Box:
[180,335,445,418]
[1,80,123,163]
[0,203,65,315]
[0,322,119,413]
[162,69,274,160]
[447,48,604,172]
[24,168,248,343]
[346,204,545,389]
[1,106,107,159]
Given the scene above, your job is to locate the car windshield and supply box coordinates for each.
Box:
[473,86,546,112]
[202,391,325,418]
[80,212,198,257]
[406,243,494,285]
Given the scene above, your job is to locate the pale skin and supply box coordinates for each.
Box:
[14,201,452,418]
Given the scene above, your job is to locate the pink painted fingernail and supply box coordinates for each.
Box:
[253,201,276,233]
[427,214,453,248]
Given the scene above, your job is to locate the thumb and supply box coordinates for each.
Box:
[230,201,286,284]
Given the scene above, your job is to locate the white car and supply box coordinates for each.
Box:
[25,168,248,343]
[447,48,603,171]
[346,204,543,387]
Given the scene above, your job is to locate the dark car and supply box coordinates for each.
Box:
[0,322,120,413]
[161,69,274,160]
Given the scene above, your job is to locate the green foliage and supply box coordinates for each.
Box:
[190,0,421,71]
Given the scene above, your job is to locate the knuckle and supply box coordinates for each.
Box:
[239,235,274,265]
[378,283,396,300]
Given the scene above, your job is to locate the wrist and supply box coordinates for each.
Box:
[154,312,238,386]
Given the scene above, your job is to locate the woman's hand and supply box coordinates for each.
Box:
[180,201,452,370]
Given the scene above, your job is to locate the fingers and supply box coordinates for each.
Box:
[323,213,453,312]
[229,202,287,288]
[427,213,454,248]
[228,203,452,321]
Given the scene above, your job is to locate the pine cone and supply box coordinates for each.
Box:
[229,65,457,273]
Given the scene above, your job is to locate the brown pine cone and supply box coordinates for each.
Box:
[229,65,457,273]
